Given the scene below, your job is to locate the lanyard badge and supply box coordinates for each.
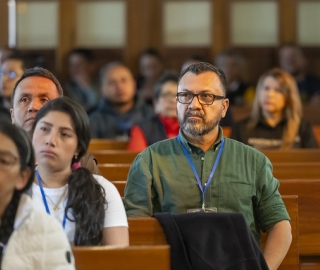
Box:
[177,136,225,212]
[36,170,67,229]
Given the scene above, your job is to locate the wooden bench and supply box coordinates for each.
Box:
[88,139,128,151]
[98,163,131,181]
[279,180,320,256]
[314,126,320,147]
[72,245,170,270]
[128,195,299,270]
[91,150,139,164]
[261,149,320,163]
[272,162,320,179]
[112,180,126,197]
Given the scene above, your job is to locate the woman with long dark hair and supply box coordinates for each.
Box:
[0,119,74,269]
[32,97,128,246]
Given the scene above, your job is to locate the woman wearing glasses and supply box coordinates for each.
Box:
[128,73,180,151]
[0,119,74,269]
[231,68,318,149]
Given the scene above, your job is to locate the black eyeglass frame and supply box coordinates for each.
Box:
[176,92,225,105]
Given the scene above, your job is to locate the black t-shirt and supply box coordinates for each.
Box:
[231,117,318,149]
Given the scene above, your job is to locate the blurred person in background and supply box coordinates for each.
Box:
[136,48,166,105]
[231,68,318,149]
[0,46,16,66]
[181,55,205,73]
[90,62,154,139]
[128,73,179,151]
[64,48,100,112]
[278,43,320,104]
[10,67,100,174]
[215,49,255,107]
[0,55,25,120]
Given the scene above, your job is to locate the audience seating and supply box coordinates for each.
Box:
[88,139,128,151]
[278,180,320,258]
[111,180,126,196]
[91,150,139,164]
[314,126,320,147]
[128,195,299,270]
[98,163,130,181]
[261,149,320,163]
[100,161,320,181]
[72,245,170,270]
[272,162,320,179]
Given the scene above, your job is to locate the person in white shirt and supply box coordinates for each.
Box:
[31,97,129,246]
[0,119,74,269]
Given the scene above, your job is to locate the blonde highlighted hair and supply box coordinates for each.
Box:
[249,68,302,149]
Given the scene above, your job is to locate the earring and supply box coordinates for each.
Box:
[74,154,78,160]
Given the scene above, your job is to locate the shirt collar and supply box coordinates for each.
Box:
[177,126,224,153]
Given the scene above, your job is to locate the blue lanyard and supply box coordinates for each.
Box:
[35,170,67,229]
[176,136,225,210]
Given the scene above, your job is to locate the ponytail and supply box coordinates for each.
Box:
[65,168,106,246]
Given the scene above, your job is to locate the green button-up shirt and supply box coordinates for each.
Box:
[124,127,290,243]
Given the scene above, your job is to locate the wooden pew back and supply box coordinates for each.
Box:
[313,126,320,147]
[272,162,320,179]
[112,180,126,197]
[88,139,128,151]
[128,195,299,270]
[91,150,139,164]
[72,245,170,270]
[261,150,320,163]
[98,163,131,181]
[279,179,320,256]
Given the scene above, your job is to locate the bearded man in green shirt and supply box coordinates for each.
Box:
[124,62,292,270]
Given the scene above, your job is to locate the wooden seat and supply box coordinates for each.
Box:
[72,245,170,270]
[90,150,139,164]
[98,163,131,181]
[112,180,126,197]
[88,139,128,151]
[313,126,320,147]
[272,162,320,179]
[128,195,299,270]
[261,149,320,163]
[279,179,320,256]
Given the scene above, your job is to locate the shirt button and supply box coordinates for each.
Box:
[201,157,205,161]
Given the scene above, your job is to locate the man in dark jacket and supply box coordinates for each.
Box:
[89,62,154,140]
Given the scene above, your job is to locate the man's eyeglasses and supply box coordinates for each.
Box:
[0,70,18,79]
[176,92,225,105]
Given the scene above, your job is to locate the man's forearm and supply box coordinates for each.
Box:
[263,220,292,270]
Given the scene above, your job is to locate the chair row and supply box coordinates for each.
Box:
[98,162,320,181]
[112,179,320,270]
[88,126,320,152]
[127,195,299,270]
[72,196,298,270]
[91,148,320,165]
[72,245,170,270]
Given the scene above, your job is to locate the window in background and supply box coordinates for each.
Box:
[231,1,278,46]
[17,1,58,48]
[76,1,126,47]
[298,2,320,45]
[163,1,212,47]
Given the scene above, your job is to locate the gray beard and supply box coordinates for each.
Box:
[178,110,220,136]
